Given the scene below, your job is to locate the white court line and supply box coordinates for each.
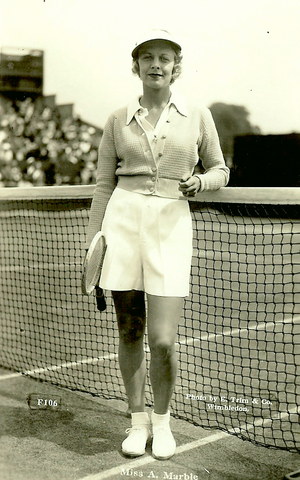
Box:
[178,314,300,347]
[77,407,299,480]
[1,315,299,381]
[0,353,117,381]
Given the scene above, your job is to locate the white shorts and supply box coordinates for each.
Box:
[100,188,193,297]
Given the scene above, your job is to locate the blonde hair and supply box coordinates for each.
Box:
[132,48,182,85]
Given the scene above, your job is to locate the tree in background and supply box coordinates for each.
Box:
[209,102,261,167]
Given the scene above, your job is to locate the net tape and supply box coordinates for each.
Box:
[0,186,299,452]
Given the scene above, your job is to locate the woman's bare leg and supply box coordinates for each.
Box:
[146,294,184,414]
[112,290,146,413]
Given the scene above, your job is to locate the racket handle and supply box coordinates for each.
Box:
[95,286,107,312]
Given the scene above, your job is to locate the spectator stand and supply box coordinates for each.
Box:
[0,94,102,187]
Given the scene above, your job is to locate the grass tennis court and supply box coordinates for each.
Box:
[0,185,299,460]
[1,368,300,480]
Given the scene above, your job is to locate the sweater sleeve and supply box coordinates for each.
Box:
[196,108,230,191]
[85,113,118,248]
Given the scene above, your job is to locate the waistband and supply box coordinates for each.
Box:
[117,175,185,200]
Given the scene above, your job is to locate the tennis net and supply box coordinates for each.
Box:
[0,185,299,452]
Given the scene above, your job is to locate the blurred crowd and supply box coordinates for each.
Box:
[0,96,102,187]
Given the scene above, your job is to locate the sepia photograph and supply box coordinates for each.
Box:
[0,1,299,479]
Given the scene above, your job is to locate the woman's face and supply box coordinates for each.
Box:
[137,40,176,90]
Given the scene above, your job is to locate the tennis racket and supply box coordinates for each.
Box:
[81,231,107,311]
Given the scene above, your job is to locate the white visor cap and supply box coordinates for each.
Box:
[131,29,182,58]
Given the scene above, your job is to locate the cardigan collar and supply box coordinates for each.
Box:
[126,92,188,125]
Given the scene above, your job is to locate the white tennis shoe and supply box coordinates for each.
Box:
[122,412,151,457]
[151,410,176,460]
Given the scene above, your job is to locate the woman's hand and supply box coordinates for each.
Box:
[178,174,201,197]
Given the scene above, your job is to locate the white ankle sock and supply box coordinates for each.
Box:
[131,411,150,425]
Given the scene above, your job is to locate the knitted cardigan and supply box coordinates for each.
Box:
[86,103,229,247]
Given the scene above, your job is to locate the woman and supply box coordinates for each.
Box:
[86,29,229,460]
